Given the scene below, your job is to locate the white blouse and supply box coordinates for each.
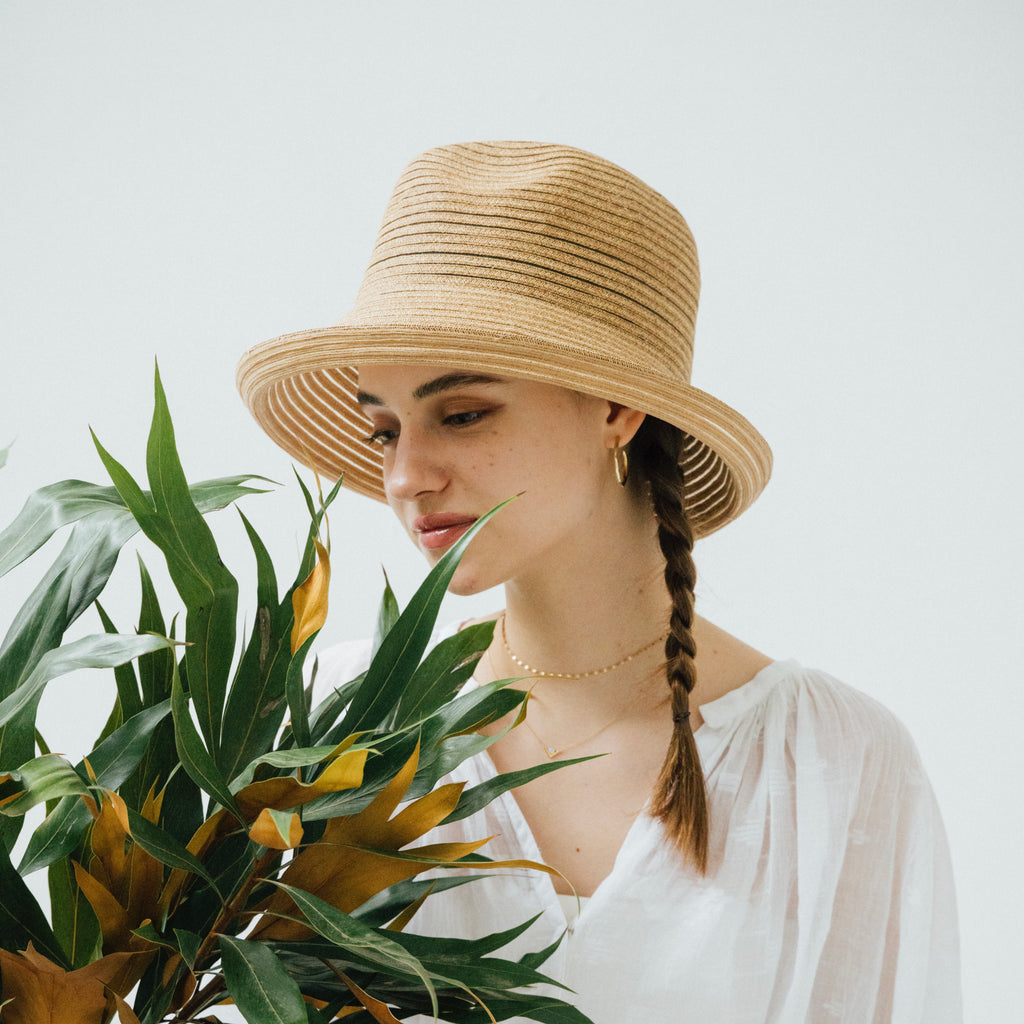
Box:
[314,643,961,1024]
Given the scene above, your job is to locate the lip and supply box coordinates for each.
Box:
[412,513,479,551]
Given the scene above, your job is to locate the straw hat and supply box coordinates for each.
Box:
[237,141,772,537]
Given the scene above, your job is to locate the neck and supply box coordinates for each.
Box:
[498,497,670,685]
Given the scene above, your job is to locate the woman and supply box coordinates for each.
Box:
[237,141,960,1022]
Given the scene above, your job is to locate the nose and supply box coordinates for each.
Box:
[383,428,449,501]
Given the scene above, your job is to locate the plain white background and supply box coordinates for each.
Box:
[2,2,1021,1019]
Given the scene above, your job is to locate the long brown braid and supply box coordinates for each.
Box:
[629,416,709,873]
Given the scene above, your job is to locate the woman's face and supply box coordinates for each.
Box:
[355,364,628,595]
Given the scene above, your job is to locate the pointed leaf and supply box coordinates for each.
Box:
[234,747,367,818]
[220,514,296,781]
[0,754,89,816]
[0,473,270,580]
[0,840,68,964]
[291,539,330,655]
[0,633,176,743]
[343,501,512,734]
[19,701,172,875]
[94,602,143,723]
[264,881,438,1014]
[371,570,400,657]
[48,854,101,968]
[249,807,304,850]
[284,635,313,752]
[219,935,308,1024]
[124,806,217,891]
[336,971,403,1024]
[92,372,239,754]
[392,621,494,729]
[169,662,241,820]
[442,755,597,824]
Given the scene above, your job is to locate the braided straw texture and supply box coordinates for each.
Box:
[237,141,772,537]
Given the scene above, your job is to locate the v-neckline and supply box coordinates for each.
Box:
[472,735,654,906]
[461,656,794,905]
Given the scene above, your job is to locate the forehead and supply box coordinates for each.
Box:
[355,365,506,404]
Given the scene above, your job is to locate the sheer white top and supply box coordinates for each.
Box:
[314,640,961,1024]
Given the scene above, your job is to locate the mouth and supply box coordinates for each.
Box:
[411,513,479,552]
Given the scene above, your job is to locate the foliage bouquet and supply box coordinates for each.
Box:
[0,370,590,1024]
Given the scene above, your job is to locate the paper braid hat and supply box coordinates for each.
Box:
[236,140,772,537]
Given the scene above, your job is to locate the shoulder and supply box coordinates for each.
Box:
[710,660,927,789]
[786,663,923,775]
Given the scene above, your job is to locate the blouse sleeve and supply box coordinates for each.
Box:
[881,740,962,1022]
[789,675,962,1023]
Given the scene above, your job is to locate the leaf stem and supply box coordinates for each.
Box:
[170,846,279,1021]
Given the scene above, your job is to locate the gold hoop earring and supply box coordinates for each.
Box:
[613,443,629,486]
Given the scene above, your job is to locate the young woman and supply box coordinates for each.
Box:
[237,141,961,1022]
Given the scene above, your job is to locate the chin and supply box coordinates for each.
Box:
[446,574,490,598]
[444,559,505,598]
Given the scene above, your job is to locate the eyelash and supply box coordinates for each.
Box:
[360,410,488,447]
[362,429,398,447]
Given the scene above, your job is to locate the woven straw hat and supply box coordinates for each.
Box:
[237,141,772,537]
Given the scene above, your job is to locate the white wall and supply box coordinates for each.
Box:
[2,2,1021,1018]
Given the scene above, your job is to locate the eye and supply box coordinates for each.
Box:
[361,428,399,447]
[444,410,487,427]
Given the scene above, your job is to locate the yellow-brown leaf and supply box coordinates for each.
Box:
[249,746,484,942]
[0,944,151,1024]
[337,971,403,1024]
[249,807,304,850]
[234,748,367,819]
[291,538,330,653]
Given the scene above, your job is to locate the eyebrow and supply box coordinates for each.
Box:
[356,372,504,407]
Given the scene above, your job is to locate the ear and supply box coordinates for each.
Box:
[602,402,647,449]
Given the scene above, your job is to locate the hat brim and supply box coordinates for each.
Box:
[237,324,772,538]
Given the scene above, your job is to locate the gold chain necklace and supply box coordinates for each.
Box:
[521,701,627,759]
[499,613,667,680]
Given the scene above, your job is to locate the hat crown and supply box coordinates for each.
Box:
[343,141,700,381]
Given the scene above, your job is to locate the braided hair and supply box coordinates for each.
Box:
[628,416,709,873]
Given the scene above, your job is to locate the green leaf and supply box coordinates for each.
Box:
[219,513,294,781]
[442,756,596,824]
[0,753,89,816]
[229,741,363,793]
[0,466,269,796]
[92,371,240,756]
[18,700,172,874]
[284,636,313,752]
[352,876,478,928]
[343,500,512,734]
[372,569,400,657]
[169,661,241,820]
[308,672,365,746]
[48,853,100,968]
[0,474,270,580]
[0,632,176,763]
[0,833,68,964]
[94,600,143,723]
[146,366,239,752]
[135,555,170,704]
[0,515,136,803]
[392,621,494,729]
[0,480,136,579]
[219,935,308,1024]
[174,927,202,970]
[266,881,439,1017]
[124,806,218,892]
